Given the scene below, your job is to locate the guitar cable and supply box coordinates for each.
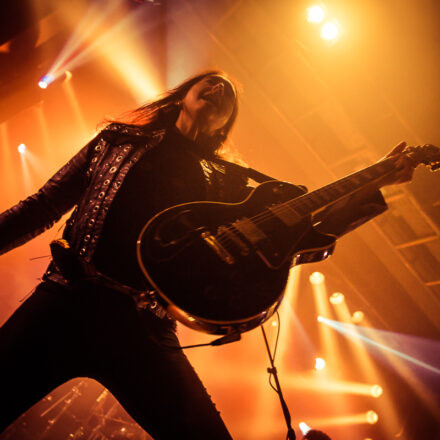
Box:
[165,330,242,350]
[267,311,281,392]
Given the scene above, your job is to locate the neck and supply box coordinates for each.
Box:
[175,111,202,141]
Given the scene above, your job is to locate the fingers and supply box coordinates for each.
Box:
[391,154,416,183]
[385,141,407,158]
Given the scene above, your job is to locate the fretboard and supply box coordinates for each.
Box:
[282,157,395,219]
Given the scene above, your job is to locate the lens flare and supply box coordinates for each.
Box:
[352,310,364,323]
[321,21,339,41]
[299,422,311,434]
[366,410,379,424]
[307,6,325,23]
[317,316,440,374]
[371,384,383,398]
[18,143,27,154]
[309,272,325,285]
[38,74,55,89]
[329,292,344,305]
[315,357,326,370]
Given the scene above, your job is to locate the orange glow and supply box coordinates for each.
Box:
[315,357,326,370]
[329,292,345,305]
[309,271,325,285]
[311,277,342,373]
[62,80,89,135]
[307,6,325,23]
[285,373,384,397]
[366,410,379,424]
[332,304,401,436]
[304,411,379,427]
[352,310,365,323]
[371,384,383,398]
[321,21,339,41]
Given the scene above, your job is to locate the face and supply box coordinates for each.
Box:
[180,74,237,136]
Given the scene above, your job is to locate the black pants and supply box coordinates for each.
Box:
[0,280,232,439]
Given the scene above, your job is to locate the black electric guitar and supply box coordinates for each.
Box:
[137,145,440,335]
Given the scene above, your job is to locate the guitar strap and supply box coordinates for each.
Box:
[210,157,308,196]
[209,157,277,184]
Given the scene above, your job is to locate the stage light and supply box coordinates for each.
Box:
[315,357,326,370]
[18,143,27,154]
[321,21,339,41]
[271,319,278,327]
[318,316,440,374]
[309,272,324,285]
[371,384,383,398]
[366,410,379,424]
[329,292,344,305]
[299,422,311,434]
[307,5,325,23]
[352,310,364,323]
[38,74,55,89]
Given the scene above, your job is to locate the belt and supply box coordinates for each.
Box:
[47,239,172,320]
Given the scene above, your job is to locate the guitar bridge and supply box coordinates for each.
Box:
[201,231,235,264]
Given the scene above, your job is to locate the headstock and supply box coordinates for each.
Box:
[405,144,440,171]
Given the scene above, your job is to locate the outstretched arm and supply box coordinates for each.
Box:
[0,136,100,255]
[314,141,416,237]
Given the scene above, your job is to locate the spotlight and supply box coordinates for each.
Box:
[307,5,325,23]
[329,292,344,305]
[271,320,278,327]
[299,422,311,434]
[321,21,339,41]
[18,143,27,154]
[315,357,326,370]
[366,410,379,424]
[317,315,324,322]
[38,73,55,89]
[351,310,364,323]
[309,272,325,285]
[371,384,383,398]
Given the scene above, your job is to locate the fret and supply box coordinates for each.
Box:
[313,190,331,203]
[299,197,315,210]
[285,203,302,219]
[324,185,342,197]
[269,158,395,221]
[268,205,299,226]
[291,202,308,216]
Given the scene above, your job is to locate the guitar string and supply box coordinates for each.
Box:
[212,159,397,249]
[234,157,396,228]
[212,149,437,250]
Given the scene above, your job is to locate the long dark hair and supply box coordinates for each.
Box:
[103,70,239,157]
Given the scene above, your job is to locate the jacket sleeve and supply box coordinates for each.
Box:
[313,187,388,237]
[0,136,99,255]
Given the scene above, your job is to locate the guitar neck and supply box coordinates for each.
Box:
[286,157,395,217]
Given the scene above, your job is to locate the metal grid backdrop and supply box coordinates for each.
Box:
[166,0,440,335]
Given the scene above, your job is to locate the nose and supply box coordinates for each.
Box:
[211,82,224,96]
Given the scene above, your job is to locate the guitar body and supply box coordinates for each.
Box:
[137,181,336,335]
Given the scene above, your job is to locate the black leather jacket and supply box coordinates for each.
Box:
[0,124,387,288]
[0,125,250,285]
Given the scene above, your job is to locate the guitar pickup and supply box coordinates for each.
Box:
[201,231,235,265]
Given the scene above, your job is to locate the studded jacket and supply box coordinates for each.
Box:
[0,124,387,288]
[0,125,251,285]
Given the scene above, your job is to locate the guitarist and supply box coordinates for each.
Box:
[0,71,415,439]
